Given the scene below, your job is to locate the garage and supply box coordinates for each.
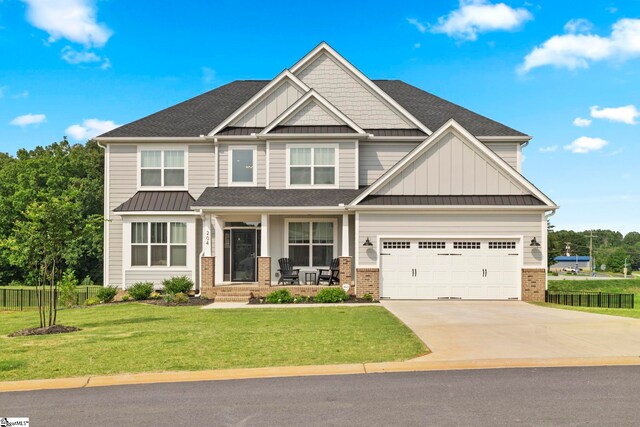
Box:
[380,238,521,300]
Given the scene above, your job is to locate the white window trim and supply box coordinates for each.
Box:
[285,143,339,189]
[130,222,188,268]
[123,216,196,272]
[284,218,338,268]
[228,145,257,187]
[137,145,188,191]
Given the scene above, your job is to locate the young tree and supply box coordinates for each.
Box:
[3,196,81,327]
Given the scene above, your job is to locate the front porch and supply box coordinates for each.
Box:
[199,212,357,298]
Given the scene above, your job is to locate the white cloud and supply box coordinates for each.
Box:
[539,145,558,153]
[414,42,421,49]
[407,18,427,33]
[430,0,533,41]
[520,18,640,73]
[10,113,46,126]
[201,67,216,84]
[573,117,592,127]
[564,136,608,153]
[61,46,110,68]
[13,90,29,99]
[22,0,112,47]
[590,104,639,124]
[65,118,120,140]
[564,18,593,34]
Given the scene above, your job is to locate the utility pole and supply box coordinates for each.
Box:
[589,230,593,273]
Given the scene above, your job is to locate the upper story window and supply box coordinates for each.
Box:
[140,150,185,188]
[229,146,256,186]
[287,145,337,188]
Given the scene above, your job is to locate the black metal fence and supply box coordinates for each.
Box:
[546,291,635,309]
[0,287,101,311]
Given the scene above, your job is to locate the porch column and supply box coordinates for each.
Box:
[341,213,350,256]
[258,213,271,286]
[202,214,212,257]
[213,215,224,284]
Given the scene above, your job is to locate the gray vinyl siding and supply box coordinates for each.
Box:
[108,145,137,286]
[485,143,519,171]
[125,269,193,288]
[284,101,341,126]
[188,144,215,199]
[232,81,303,127]
[375,131,527,196]
[268,141,357,189]
[217,144,266,187]
[359,142,419,186]
[358,212,544,267]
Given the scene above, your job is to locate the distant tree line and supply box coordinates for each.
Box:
[0,140,103,286]
[548,224,640,273]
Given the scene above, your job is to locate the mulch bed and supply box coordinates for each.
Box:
[143,297,211,307]
[248,296,377,305]
[8,324,81,337]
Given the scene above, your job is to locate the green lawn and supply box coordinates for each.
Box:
[0,303,427,382]
[538,279,640,320]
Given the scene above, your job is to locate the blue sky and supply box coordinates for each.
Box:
[1,1,639,233]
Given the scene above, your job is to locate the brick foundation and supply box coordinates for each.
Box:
[521,268,546,302]
[356,268,380,301]
[339,256,353,285]
[257,257,271,286]
[200,256,216,298]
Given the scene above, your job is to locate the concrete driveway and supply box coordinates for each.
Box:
[381,301,640,362]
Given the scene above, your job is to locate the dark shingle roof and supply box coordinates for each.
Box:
[193,187,365,207]
[101,81,269,138]
[358,195,545,206]
[373,80,527,137]
[99,79,527,138]
[114,191,195,212]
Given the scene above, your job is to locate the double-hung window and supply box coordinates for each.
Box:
[141,150,185,187]
[288,146,336,187]
[131,222,187,267]
[286,220,335,267]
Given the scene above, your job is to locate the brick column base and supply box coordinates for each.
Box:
[201,256,216,298]
[522,268,546,302]
[356,268,379,301]
[339,256,353,289]
[257,256,271,286]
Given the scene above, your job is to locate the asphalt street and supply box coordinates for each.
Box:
[2,366,640,426]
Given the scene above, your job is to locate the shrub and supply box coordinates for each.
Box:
[174,292,189,304]
[128,282,154,300]
[81,276,94,287]
[149,291,162,300]
[85,297,100,306]
[59,270,79,307]
[96,286,118,303]
[265,289,294,304]
[121,294,130,301]
[315,288,349,303]
[362,293,373,302]
[200,295,209,301]
[163,293,174,303]
[163,276,194,295]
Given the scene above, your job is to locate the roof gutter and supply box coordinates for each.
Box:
[94,136,208,142]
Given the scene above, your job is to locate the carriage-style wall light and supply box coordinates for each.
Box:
[363,237,373,247]
[530,237,541,247]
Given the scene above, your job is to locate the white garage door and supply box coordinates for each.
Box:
[380,239,521,300]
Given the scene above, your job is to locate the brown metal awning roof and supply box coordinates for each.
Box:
[357,195,546,206]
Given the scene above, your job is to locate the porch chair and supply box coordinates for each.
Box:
[316,258,340,285]
[277,258,300,285]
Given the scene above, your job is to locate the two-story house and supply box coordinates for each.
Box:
[95,42,558,301]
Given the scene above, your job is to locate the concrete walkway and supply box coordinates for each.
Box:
[381,300,640,362]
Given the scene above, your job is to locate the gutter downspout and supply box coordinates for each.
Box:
[97,142,109,288]
[195,209,206,297]
[544,209,557,292]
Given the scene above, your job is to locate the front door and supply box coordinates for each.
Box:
[231,229,256,282]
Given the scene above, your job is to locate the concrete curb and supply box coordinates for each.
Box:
[3,356,640,393]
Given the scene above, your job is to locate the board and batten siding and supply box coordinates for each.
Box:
[188,144,215,199]
[359,142,419,186]
[217,143,266,187]
[485,143,519,171]
[375,132,527,196]
[267,141,356,189]
[358,212,544,267]
[232,81,303,127]
[108,144,137,286]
